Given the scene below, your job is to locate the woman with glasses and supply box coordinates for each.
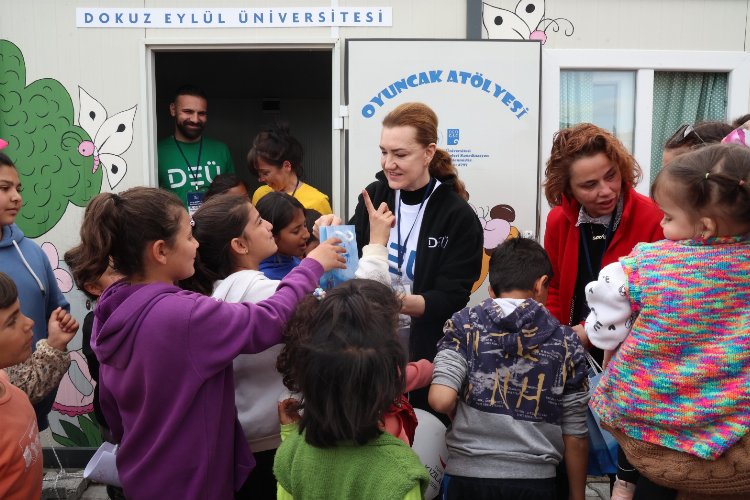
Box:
[662,121,733,166]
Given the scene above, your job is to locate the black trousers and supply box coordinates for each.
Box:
[444,474,557,500]
[555,460,615,499]
[235,448,277,500]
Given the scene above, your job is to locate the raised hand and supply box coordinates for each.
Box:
[278,398,302,425]
[363,190,395,246]
[47,307,79,351]
[312,213,343,240]
[306,237,347,271]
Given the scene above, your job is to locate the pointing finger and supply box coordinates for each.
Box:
[362,189,376,215]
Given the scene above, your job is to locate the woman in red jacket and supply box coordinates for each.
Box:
[543,124,664,500]
[543,124,663,364]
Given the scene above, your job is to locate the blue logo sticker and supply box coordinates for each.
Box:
[447,129,460,145]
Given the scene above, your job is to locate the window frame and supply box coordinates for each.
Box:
[560,69,637,151]
[542,49,750,196]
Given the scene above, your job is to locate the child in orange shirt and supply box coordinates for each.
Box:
[0,271,78,499]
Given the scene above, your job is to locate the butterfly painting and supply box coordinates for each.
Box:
[481,1,574,44]
[77,87,137,189]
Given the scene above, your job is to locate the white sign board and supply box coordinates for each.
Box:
[76,7,392,28]
[346,39,541,297]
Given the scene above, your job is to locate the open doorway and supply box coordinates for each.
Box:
[154,49,333,201]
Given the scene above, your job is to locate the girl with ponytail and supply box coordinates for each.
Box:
[70,187,345,499]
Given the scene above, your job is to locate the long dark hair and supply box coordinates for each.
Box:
[277,279,404,447]
[180,195,251,295]
[255,191,304,236]
[66,187,184,281]
[664,121,734,151]
[382,102,469,200]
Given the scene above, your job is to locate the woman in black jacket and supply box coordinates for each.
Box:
[347,102,483,412]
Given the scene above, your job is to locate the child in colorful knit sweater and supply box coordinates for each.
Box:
[274,279,429,500]
[584,143,750,498]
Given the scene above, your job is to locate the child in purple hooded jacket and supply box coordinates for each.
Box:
[68,187,345,499]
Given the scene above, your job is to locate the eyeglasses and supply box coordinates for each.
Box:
[666,123,705,147]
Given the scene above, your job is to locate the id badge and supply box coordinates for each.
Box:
[187,191,205,216]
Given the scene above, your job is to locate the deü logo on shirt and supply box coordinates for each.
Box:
[167,161,225,189]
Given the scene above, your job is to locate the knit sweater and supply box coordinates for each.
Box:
[590,235,750,459]
[274,424,428,500]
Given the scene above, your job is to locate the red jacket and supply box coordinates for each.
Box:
[543,188,664,325]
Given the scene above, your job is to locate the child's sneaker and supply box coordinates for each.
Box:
[610,478,636,500]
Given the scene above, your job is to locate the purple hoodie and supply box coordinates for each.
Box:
[92,259,323,499]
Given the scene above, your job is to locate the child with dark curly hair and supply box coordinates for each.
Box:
[274,279,429,500]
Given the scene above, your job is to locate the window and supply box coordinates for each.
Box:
[542,50,748,195]
[540,50,749,241]
[560,70,636,151]
[650,71,728,182]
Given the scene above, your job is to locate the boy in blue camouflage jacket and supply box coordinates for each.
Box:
[429,238,589,500]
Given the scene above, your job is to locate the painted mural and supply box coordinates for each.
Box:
[470,203,520,292]
[481,1,574,44]
[77,86,137,190]
[0,38,136,447]
[0,40,100,238]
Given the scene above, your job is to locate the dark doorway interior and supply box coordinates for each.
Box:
[154,50,333,200]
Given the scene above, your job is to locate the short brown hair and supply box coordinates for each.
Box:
[544,123,641,207]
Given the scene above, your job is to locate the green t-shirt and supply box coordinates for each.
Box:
[157,135,235,210]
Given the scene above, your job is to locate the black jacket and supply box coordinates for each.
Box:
[349,171,483,364]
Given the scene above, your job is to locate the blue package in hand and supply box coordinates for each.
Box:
[319,225,359,289]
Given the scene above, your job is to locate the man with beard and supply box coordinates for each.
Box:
[157,85,235,213]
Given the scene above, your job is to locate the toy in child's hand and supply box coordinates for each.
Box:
[318,225,359,289]
[47,307,79,351]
